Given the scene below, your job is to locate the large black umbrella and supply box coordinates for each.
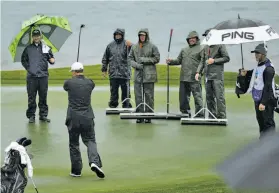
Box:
[215,131,279,191]
[201,14,279,68]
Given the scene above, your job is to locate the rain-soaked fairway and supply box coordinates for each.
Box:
[1,86,278,193]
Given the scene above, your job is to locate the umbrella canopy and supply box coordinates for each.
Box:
[9,14,72,62]
[201,15,279,45]
[215,131,279,191]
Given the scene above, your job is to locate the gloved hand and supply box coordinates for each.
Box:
[137,63,143,70]
[126,40,132,47]
[138,57,147,64]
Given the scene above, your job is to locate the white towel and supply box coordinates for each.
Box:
[41,40,50,53]
[4,142,33,178]
[246,69,256,94]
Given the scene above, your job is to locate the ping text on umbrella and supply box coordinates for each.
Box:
[221,31,254,41]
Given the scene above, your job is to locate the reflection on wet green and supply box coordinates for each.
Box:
[1,88,278,192]
[26,122,51,159]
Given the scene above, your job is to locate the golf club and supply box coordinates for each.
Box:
[30,178,39,193]
[77,24,85,62]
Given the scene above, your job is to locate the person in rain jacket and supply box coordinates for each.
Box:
[240,43,276,139]
[63,62,105,178]
[101,28,133,108]
[128,28,160,123]
[21,29,55,123]
[166,31,204,118]
[195,28,230,119]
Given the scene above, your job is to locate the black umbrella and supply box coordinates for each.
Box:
[215,131,279,191]
[201,14,279,68]
[214,14,267,30]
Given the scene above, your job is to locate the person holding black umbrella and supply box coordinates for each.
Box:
[195,28,230,119]
[241,43,276,139]
[21,29,55,123]
[63,62,105,178]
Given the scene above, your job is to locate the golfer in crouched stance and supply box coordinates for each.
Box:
[63,62,105,178]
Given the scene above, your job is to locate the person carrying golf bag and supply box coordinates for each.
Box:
[101,28,133,108]
[195,28,230,119]
[128,28,160,123]
[63,62,105,178]
[240,43,277,138]
[21,29,55,123]
[166,31,204,118]
[1,137,33,193]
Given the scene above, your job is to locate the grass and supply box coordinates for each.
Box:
[1,64,245,87]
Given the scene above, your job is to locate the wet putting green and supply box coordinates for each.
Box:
[1,86,278,193]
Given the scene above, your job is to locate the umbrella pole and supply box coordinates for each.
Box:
[77,24,85,62]
[240,43,244,69]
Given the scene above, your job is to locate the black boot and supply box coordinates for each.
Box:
[136,119,144,123]
[144,119,151,123]
[123,103,133,109]
[39,116,50,122]
[29,116,35,123]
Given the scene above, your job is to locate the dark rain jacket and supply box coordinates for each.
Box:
[63,75,95,127]
[101,28,132,79]
[21,42,54,77]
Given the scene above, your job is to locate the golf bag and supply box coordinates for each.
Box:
[235,69,253,98]
[1,137,33,193]
[235,69,279,114]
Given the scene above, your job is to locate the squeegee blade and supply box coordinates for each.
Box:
[106,108,135,115]
[120,113,190,120]
[180,118,228,126]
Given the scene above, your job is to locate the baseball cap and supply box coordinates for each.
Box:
[251,43,267,55]
[70,62,84,72]
[32,29,41,36]
[138,31,146,35]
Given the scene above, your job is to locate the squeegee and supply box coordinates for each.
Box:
[180,109,228,126]
[180,96,227,126]
[106,98,136,115]
[120,29,190,120]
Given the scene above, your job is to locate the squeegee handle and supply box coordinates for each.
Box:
[167,29,173,114]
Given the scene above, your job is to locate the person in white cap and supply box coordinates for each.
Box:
[63,62,105,178]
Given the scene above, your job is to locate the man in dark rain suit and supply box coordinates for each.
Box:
[21,29,54,123]
[101,28,133,108]
[63,62,105,178]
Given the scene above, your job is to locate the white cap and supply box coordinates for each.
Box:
[70,62,84,72]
